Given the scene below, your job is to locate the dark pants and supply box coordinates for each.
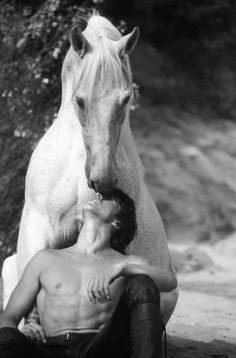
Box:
[0,274,164,358]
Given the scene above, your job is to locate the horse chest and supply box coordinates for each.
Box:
[27,132,89,222]
[32,171,80,228]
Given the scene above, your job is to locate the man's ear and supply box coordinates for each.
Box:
[111,220,121,231]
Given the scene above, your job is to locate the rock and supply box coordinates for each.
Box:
[214,233,236,260]
[170,246,213,273]
[180,146,200,159]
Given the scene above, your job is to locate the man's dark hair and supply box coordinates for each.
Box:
[108,188,137,254]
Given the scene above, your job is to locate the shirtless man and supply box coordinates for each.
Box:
[0,189,177,358]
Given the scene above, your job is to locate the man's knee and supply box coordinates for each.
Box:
[161,287,179,324]
[0,327,28,345]
[123,274,160,308]
[0,328,33,358]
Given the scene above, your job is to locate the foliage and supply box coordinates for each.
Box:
[105,0,236,52]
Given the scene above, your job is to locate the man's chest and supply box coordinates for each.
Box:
[40,257,124,301]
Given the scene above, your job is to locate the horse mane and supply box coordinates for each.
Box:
[66,13,133,105]
[46,227,80,249]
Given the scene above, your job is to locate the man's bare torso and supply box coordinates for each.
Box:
[35,249,126,336]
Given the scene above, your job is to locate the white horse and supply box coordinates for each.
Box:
[2,14,178,323]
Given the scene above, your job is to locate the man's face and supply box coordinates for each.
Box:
[83,193,121,224]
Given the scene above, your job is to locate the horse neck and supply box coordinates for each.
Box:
[120,111,133,145]
[57,75,82,132]
[119,111,144,171]
[58,48,81,124]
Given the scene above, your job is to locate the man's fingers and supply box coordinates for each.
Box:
[28,331,37,341]
[39,327,47,343]
[90,277,98,304]
[21,327,33,339]
[87,278,92,302]
[26,324,41,342]
[22,326,38,341]
[104,278,111,300]
[93,277,104,303]
[101,276,109,301]
[33,328,42,342]
[87,278,96,304]
[31,322,47,343]
[97,277,106,303]
[88,274,112,304]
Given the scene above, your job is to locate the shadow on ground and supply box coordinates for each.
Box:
[167,335,236,358]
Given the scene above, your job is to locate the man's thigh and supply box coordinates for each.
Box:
[86,274,163,358]
[0,327,52,358]
[86,294,131,358]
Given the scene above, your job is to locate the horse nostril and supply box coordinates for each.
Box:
[88,180,96,190]
[90,181,96,190]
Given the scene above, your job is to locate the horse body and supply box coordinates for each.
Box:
[3,14,178,323]
[17,109,144,271]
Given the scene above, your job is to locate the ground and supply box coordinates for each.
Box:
[167,263,236,357]
[165,238,236,357]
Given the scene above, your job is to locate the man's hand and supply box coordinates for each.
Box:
[87,263,123,304]
[21,322,47,343]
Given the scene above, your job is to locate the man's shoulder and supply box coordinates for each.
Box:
[126,255,149,265]
[34,248,56,257]
[111,251,149,265]
[30,249,58,266]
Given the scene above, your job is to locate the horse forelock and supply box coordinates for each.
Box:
[65,14,133,106]
[86,14,121,40]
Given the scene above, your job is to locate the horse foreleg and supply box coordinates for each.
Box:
[16,202,52,278]
[2,254,18,309]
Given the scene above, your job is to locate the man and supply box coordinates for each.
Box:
[0,189,177,358]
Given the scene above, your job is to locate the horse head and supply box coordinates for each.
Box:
[68,16,139,193]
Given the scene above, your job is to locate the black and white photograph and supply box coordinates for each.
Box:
[0,1,236,357]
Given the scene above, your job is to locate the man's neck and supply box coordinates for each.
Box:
[71,219,112,256]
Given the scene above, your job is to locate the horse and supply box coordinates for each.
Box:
[2,13,178,324]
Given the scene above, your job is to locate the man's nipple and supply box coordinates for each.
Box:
[55,283,62,290]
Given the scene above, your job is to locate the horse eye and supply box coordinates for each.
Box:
[121,93,131,106]
[76,96,85,108]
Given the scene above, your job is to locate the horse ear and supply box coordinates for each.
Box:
[116,27,140,57]
[70,25,91,58]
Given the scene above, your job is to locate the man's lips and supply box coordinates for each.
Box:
[88,198,102,205]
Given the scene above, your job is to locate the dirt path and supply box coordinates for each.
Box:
[167,265,236,357]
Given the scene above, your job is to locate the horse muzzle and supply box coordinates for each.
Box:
[88,177,118,193]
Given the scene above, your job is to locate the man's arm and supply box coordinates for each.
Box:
[87,255,177,303]
[121,255,177,292]
[0,252,43,329]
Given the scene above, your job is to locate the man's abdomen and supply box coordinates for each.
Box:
[36,288,117,336]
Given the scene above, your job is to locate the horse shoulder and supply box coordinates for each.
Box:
[25,123,84,199]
